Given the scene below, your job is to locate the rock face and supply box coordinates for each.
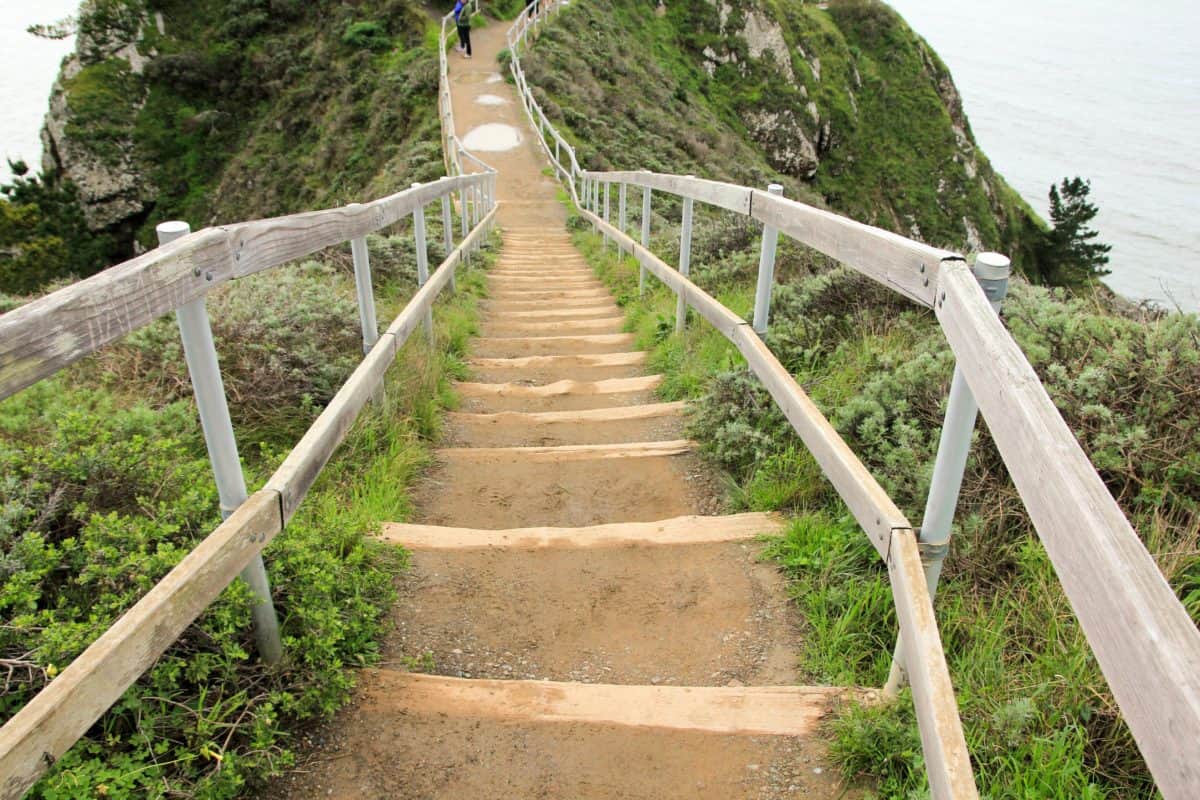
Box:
[40,4,155,236]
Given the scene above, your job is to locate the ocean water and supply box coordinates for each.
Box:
[888,0,1200,312]
[0,2,78,181]
[1,0,1197,310]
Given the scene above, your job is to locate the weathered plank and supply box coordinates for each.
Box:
[0,491,282,800]
[586,205,909,556]
[0,228,232,400]
[597,171,753,216]
[887,529,980,800]
[435,440,694,462]
[0,176,491,404]
[936,261,1200,798]
[750,190,951,308]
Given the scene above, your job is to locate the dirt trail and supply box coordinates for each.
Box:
[267,18,860,800]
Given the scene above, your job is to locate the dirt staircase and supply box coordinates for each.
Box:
[275,230,863,798]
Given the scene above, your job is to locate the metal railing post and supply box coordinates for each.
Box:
[639,183,651,295]
[157,221,283,665]
[602,181,611,250]
[618,182,628,256]
[752,183,784,335]
[411,184,434,339]
[883,251,1012,698]
[459,182,470,267]
[349,235,380,353]
[441,194,456,294]
[676,191,695,334]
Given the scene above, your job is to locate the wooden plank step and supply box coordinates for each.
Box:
[482,318,625,335]
[366,672,854,737]
[381,512,783,549]
[488,289,611,301]
[468,352,646,369]
[436,440,694,463]
[470,334,637,357]
[456,375,662,398]
[448,401,684,425]
[482,306,620,321]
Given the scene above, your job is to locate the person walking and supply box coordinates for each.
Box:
[454,0,472,58]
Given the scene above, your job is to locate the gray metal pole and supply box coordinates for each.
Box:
[883,251,1012,698]
[676,192,695,334]
[441,194,457,294]
[618,183,628,257]
[459,182,470,268]
[602,181,611,250]
[349,236,379,354]
[157,221,283,666]
[752,183,784,335]
[412,185,434,338]
[639,185,651,295]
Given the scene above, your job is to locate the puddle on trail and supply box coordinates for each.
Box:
[456,71,495,85]
[461,123,522,152]
[486,73,503,83]
[475,94,509,106]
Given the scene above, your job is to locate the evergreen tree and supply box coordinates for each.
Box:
[1041,176,1112,287]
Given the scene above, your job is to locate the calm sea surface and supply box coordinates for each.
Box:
[2,0,1197,310]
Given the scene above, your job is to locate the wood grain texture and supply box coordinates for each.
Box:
[0,177,490,404]
[936,261,1200,798]
[596,171,752,216]
[0,491,282,800]
[750,190,950,308]
[0,228,232,400]
[435,440,694,462]
[888,529,979,800]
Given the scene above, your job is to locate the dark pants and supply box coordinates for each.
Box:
[457,24,471,56]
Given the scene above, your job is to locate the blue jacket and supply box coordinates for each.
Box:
[454,1,467,24]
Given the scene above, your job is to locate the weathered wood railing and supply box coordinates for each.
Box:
[506,3,1200,798]
[0,12,502,796]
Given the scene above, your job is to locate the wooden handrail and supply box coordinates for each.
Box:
[511,4,1200,796]
[0,204,499,799]
[0,175,489,402]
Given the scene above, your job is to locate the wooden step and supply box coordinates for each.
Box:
[370,672,853,736]
[484,297,618,312]
[481,317,625,336]
[488,289,611,301]
[483,306,621,321]
[444,401,685,447]
[470,333,637,357]
[382,512,783,549]
[456,375,662,398]
[436,440,694,463]
[468,352,646,369]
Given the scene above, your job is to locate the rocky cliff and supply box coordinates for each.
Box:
[522,0,1044,264]
[37,0,444,258]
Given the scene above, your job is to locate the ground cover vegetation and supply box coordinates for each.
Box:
[567,183,1198,796]
[0,0,446,294]
[1,186,496,796]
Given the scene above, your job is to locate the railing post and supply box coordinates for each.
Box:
[618,182,628,256]
[157,221,283,666]
[349,234,380,353]
[459,181,470,267]
[676,189,695,334]
[752,183,784,335]
[411,184,434,339]
[441,194,456,294]
[639,183,651,295]
[602,181,611,250]
[883,251,1012,698]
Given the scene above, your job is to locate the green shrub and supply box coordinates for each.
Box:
[342,20,391,51]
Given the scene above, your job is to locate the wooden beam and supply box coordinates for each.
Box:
[435,440,694,462]
[0,491,283,800]
[597,171,752,216]
[888,529,979,800]
[750,190,950,308]
[936,261,1200,797]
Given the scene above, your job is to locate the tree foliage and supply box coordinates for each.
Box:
[1040,176,1112,287]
